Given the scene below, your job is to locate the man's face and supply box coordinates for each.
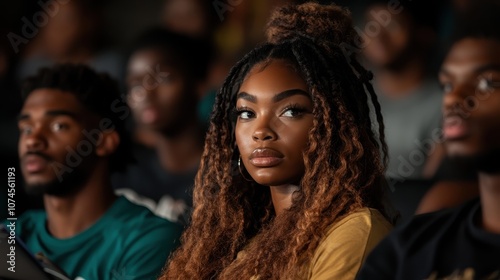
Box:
[18,89,97,196]
[440,38,500,166]
[126,48,197,136]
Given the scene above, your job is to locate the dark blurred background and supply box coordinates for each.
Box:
[0,0,491,222]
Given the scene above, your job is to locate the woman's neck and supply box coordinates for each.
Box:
[270,184,300,216]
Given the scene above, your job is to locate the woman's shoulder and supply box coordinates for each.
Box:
[319,208,392,250]
[307,208,392,280]
[325,208,392,237]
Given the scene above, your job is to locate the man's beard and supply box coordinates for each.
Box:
[24,163,88,197]
[450,148,500,175]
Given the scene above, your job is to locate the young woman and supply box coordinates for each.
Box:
[161,3,393,279]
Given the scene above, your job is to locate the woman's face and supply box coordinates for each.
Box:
[235,59,313,186]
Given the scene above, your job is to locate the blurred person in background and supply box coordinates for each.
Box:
[16,0,123,83]
[363,0,444,181]
[361,0,453,222]
[112,28,213,223]
[358,6,500,279]
[161,0,219,41]
[362,0,478,219]
[161,0,222,123]
[12,64,181,280]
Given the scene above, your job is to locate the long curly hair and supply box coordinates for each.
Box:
[161,3,390,279]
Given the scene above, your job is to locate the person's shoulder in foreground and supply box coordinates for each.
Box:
[357,198,500,280]
[16,196,182,280]
[308,208,392,280]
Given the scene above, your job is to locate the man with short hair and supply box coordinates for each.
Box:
[358,6,500,280]
[113,28,213,223]
[13,64,182,280]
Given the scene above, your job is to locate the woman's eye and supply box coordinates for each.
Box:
[281,105,308,118]
[282,109,300,117]
[239,111,254,119]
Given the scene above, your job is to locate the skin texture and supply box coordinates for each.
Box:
[439,38,500,233]
[18,88,118,238]
[235,59,313,215]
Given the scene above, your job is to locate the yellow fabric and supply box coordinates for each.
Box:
[237,208,392,280]
[304,208,392,280]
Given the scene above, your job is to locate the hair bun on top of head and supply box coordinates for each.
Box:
[265,2,357,48]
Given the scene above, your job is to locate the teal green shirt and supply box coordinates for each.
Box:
[14,196,182,280]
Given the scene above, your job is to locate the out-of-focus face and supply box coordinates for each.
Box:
[440,38,500,158]
[235,59,313,186]
[162,0,208,38]
[127,48,196,135]
[18,89,97,196]
[41,1,88,57]
[363,5,413,68]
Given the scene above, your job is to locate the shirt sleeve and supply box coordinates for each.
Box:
[309,211,391,280]
[113,221,183,280]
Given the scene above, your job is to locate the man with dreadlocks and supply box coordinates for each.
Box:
[160,2,393,279]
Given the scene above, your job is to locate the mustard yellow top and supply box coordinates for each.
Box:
[304,208,392,280]
[237,207,392,280]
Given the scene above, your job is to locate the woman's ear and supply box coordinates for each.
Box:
[95,129,120,157]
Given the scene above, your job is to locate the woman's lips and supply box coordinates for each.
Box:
[443,115,470,140]
[249,148,284,167]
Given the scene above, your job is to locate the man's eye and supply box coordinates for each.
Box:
[19,126,32,135]
[52,123,69,131]
[440,82,453,94]
[477,78,498,92]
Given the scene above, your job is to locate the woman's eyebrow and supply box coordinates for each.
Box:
[237,89,309,103]
[237,92,257,103]
[272,89,309,102]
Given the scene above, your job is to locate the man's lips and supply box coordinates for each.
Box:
[22,154,50,173]
[140,106,159,124]
[248,148,284,167]
[443,115,470,140]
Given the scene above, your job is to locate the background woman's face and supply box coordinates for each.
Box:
[235,59,313,186]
